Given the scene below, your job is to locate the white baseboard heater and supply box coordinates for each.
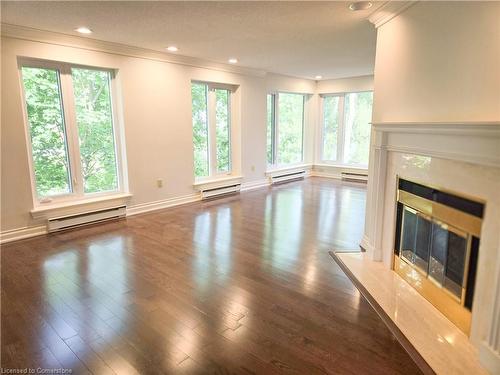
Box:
[47,205,126,232]
[341,171,368,183]
[201,184,241,200]
[271,170,306,185]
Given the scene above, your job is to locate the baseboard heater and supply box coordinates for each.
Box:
[201,184,241,200]
[47,205,126,232]
[341,171,368,183]
[271,170,306,185]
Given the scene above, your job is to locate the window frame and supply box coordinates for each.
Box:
[18,57,126,207]
[267,93,277,165]
[267,91,306,168]
[319,90,373,168]
[191,80,234,181]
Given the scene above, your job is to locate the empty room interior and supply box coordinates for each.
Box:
[1,1,500,374]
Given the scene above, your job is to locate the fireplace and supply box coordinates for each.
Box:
[394,177,484,335]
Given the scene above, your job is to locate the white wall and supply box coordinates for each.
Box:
[372,1,500,123]
[317,75,373,94]
[0,35,316,233]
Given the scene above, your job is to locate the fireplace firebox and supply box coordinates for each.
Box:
[394,178,484,334]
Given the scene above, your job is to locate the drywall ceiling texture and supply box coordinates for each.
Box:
[0,1,378,80]
[372,1,500,123]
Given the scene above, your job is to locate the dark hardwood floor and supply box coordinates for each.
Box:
[1,178,422,374]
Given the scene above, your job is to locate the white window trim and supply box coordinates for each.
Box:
[192,81,237,183]
[267,91,306,169]
[318,91,373,168]
[18,57,128,208]
[267,93,277,166]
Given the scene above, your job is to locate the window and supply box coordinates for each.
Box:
[191,82,232,179]
[322,96,341,162]
[267,92,305,167]
[266,94,275,165]
[321,91,373,166]
[20,60,123,204]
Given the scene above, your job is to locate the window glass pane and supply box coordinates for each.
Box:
[21,67,72,197]
[192,83,209,177]
[215,89,230,173]
[277,93,304,165]
[343,92,373,165]
[322,96,340,161]
[72,68,118,193]
[266,94,274,165]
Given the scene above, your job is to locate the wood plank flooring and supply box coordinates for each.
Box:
[1,178,422,374]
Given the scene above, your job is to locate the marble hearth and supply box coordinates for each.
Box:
[359,122,500,374]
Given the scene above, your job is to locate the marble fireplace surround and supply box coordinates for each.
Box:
[359,122,500,373]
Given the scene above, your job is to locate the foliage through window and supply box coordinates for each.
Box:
[322,96,340,162]
[191,82,232,179]
[321,91,373,166]
[72,68,118,193]
[215,89,230,173]
[192,83,209,177]
[267,92,305,166]
[266,94,275,165]
[22,67,72,197]
[20,61,122,202]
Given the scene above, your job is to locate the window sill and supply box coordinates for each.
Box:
[193,175,243,191]
[314,163,368,173]
[265,163,312,177]
[30,192,132,221]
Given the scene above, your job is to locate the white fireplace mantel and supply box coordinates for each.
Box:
[362,121,500,260]
[361,121,500,374]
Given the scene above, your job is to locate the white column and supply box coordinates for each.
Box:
[480,240,500,374]
[361,126,387,262]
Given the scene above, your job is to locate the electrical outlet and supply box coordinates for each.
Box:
[251,165,255,172]
[157,179,163,188]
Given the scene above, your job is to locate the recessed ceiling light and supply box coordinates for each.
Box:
[75,27,92,34]
[349,1,373,11]
[166,46,179,52]
[315,75,323,80]
[228,58,238,64]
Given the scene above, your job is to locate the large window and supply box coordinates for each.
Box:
[192,82,232,179]
[267,92,305,166]
[321,91,373,166]
[20,60,123,204]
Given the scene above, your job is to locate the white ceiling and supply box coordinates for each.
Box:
[1,1,380,80]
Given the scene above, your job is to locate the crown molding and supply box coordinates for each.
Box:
[371,121,500,136]
[1,23,267,78]
[368,1,418,28]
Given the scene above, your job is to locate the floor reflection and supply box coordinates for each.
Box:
[193,205,233,294]
[263,188,304,270]
[42,237,131,346]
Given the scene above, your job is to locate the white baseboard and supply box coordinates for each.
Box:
[240,178,270,192]
[126,193,201,216]
[1,176,311,243]
[0,225,47,244]
[480,342,500,374]
[1,193,202,243]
